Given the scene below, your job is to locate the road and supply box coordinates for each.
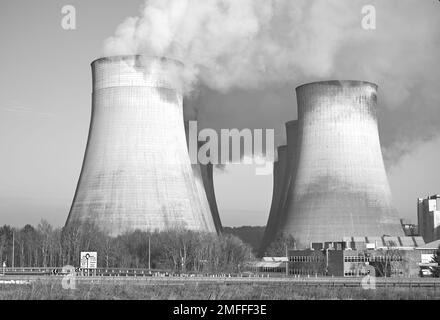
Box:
[1,274,440,288]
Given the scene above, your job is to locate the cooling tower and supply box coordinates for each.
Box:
[66,55,217,236]
[260,121,299,254]
[277,120,299,228]
[281,81,403,248]
[259,146,288,256]
[184,122,223,233]
[200,163,223,233]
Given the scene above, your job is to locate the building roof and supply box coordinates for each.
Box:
[252,261,285,268]
[413,237,426,247]
[400,218,414,225]
[366,236,382,245]
[399,237,416,247]
[342,236,425,248]
[262,257,288,262]
[419,239,440,250]
[383,236,400,246]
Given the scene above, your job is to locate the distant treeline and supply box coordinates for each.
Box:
[222,226,295,258]
[0,221,254,273]
[223,226,265,254]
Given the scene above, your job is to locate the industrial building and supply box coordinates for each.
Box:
[248,236,438,278]
[67,55,218,236]
[279,81,403,248]
[288,236,433,278]
[418,195,440,243]
[245,257,288,274]
[401,219,418,237]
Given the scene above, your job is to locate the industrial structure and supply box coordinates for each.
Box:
[278,121,299,234]
[288,235,428,278]
[249,236,435,278]
[401,219,418,237]
[418,195,440,243]
[278,81,403,248]
[184,122,222,233]
[200,163,223,233]
[67,55,218,236]
[67,59,405,251]
[259,146,288,256]
[259,120,299,256]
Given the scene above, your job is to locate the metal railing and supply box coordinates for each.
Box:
[0,267,165,277]
[1,267,440,288]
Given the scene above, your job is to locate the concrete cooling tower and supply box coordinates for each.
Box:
[281,81,403,248]
[184,122,222,233]
[200,163,223,233]
[259,146,288,256]
[259,121,298,255]
[66,55,217,236]
[277,120,299,228]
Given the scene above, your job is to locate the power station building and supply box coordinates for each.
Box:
[288,235,427,278]
[268,81,403,249]
[67,55,218,236]
[418,195,440,243]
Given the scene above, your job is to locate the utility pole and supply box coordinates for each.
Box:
[285,243,288,277]
[12,230,15,269]
[148,236,151,271]
[326,248,329,276]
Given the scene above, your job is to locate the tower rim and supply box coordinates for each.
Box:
[285,120,298,127]
[91,55,184,67]
[296,80,378,91]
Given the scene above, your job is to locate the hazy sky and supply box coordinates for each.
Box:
[0,0,439,228]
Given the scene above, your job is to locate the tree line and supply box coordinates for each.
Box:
[0,220,254,273]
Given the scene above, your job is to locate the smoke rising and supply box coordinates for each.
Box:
[103,0,364,92]
[104,0,440,164]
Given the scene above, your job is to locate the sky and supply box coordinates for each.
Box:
[0,0,439,228]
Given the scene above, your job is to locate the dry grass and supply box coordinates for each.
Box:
[1,279,439,300]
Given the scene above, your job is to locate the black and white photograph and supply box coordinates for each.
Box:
[0,0,440,309]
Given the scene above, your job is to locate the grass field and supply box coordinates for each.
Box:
[1,278,440,300]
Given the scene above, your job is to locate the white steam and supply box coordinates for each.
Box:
[103,0,367,92]
[104,0,440,162]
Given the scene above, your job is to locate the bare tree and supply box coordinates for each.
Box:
[371,240,402,277]
[265,233,296,257]
[37,219,53,267]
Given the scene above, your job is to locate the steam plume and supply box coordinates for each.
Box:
[104,0,440,163]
